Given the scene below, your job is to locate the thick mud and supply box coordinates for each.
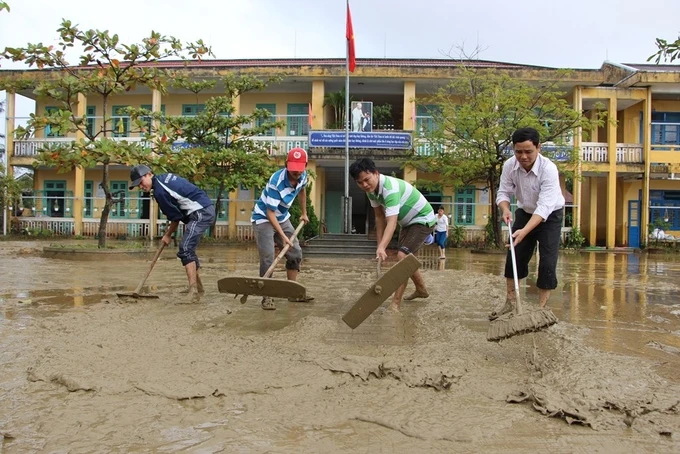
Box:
[1,241,679,452]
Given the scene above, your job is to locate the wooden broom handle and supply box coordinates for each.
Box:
[263,221,305,278]
[133,242,166,294]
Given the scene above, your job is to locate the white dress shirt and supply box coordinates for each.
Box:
[496,154,565,221]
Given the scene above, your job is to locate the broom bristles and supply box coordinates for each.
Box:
[487,308,558,342]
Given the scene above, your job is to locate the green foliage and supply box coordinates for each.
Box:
[484,217,496,248]
[649,36,680,63]
[1,19,212,248]
[403,68,598,248]
[289,184,320,241]
[373,103,393,128]
[25,227,54,237]
[131,74,283,235]
[0,2,8,13]
[448,224,465,247]
[0,163,26,217]
[323,89,348,129]
[648,217,672,247]
[563,227,585,249]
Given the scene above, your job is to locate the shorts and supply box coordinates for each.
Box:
[398,223,434,255]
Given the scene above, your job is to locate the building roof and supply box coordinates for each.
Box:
[135,57,554,69]
[622,63,680,72]
[6,57,556,72]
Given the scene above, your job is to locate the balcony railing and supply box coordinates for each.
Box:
[581,142,642,163]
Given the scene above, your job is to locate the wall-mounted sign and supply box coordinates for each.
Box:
[308,131,412,149]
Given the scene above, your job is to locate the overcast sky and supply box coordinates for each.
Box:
[2,0,680,134]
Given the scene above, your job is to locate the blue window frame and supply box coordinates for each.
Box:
[650,190,680,230]
[110,181,128,218]
[286,104,309,136]
[86,106,96,137]
[84,180,94,217]
[141,104,166,134]
[112,106,130,137]
[455,187,475,225]
[45,106,63,137]
[416,104,441,136]
[182,104,206,116]
[255,103,276,136]
[651,112,680,146]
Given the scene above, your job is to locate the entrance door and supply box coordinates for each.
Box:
[628,200,640,248]
[44,180,66,217]
[325,191,343,233]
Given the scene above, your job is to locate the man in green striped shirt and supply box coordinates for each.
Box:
[350,158,436,311]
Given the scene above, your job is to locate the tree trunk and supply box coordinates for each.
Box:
[210,181,225,238]
[97,95,110,248]
[97,163,112,248]
[488,167,502,249]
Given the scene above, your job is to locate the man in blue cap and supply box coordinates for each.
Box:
[129,164,215,303]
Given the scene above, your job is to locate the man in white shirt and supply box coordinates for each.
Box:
[352,102,363,132]
[489,127,565,320]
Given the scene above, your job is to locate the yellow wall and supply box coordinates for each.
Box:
[651,100,680,113]
[619,104,643,143]
[581,177,608,246]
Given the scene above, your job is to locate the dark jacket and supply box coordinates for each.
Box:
[152,173,213,223]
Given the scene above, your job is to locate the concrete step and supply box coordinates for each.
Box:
[307,240,376,247]
[303,247,375,256]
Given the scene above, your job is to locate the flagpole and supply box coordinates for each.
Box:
[344,2,351,234]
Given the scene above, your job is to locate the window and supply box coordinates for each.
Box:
[43,180,66,217]
[286,104,309,136]
[110,181,128,218]
[182,104,206,116]
[455,187,475,225]
[651,190,680,230]
[86,106,96,137]
[140,104,166,133]
[45,106,63,137]
[416,104,441,136]
[205,188,229,220]
[84,181,94,217]
[112,106,130,137]
[651,112,680,146]
[255,104,276,136]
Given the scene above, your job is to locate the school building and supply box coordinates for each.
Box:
[3,58,680,248]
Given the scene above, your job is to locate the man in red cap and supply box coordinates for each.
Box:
[250,147,314,310]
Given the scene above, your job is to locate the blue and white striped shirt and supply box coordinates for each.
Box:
[251,169,308,224]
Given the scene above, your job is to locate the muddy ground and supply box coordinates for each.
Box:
[1,241,679,453]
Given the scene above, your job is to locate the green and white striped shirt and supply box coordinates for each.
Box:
[368,175,436,227]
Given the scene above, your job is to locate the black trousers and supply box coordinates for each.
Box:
[504,208,563,290]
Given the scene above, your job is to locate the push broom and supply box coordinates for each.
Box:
[487,220,558,342]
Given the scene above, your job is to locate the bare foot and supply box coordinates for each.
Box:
[404,289,429,301]
[388,301,401,312]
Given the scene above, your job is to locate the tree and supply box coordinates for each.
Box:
[649,36,680,63]
[404,67,598,248]
[372,103,393,129]
[133,74,283,236]
[289,183,320,240]
[1,101,25,229]
[323,89,348,129]
[1,20,210,247]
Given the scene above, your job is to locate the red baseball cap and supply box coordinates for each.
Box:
[287,147,308,172]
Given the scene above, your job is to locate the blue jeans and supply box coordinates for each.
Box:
[434,231,447,249]
[177,205,215,268]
